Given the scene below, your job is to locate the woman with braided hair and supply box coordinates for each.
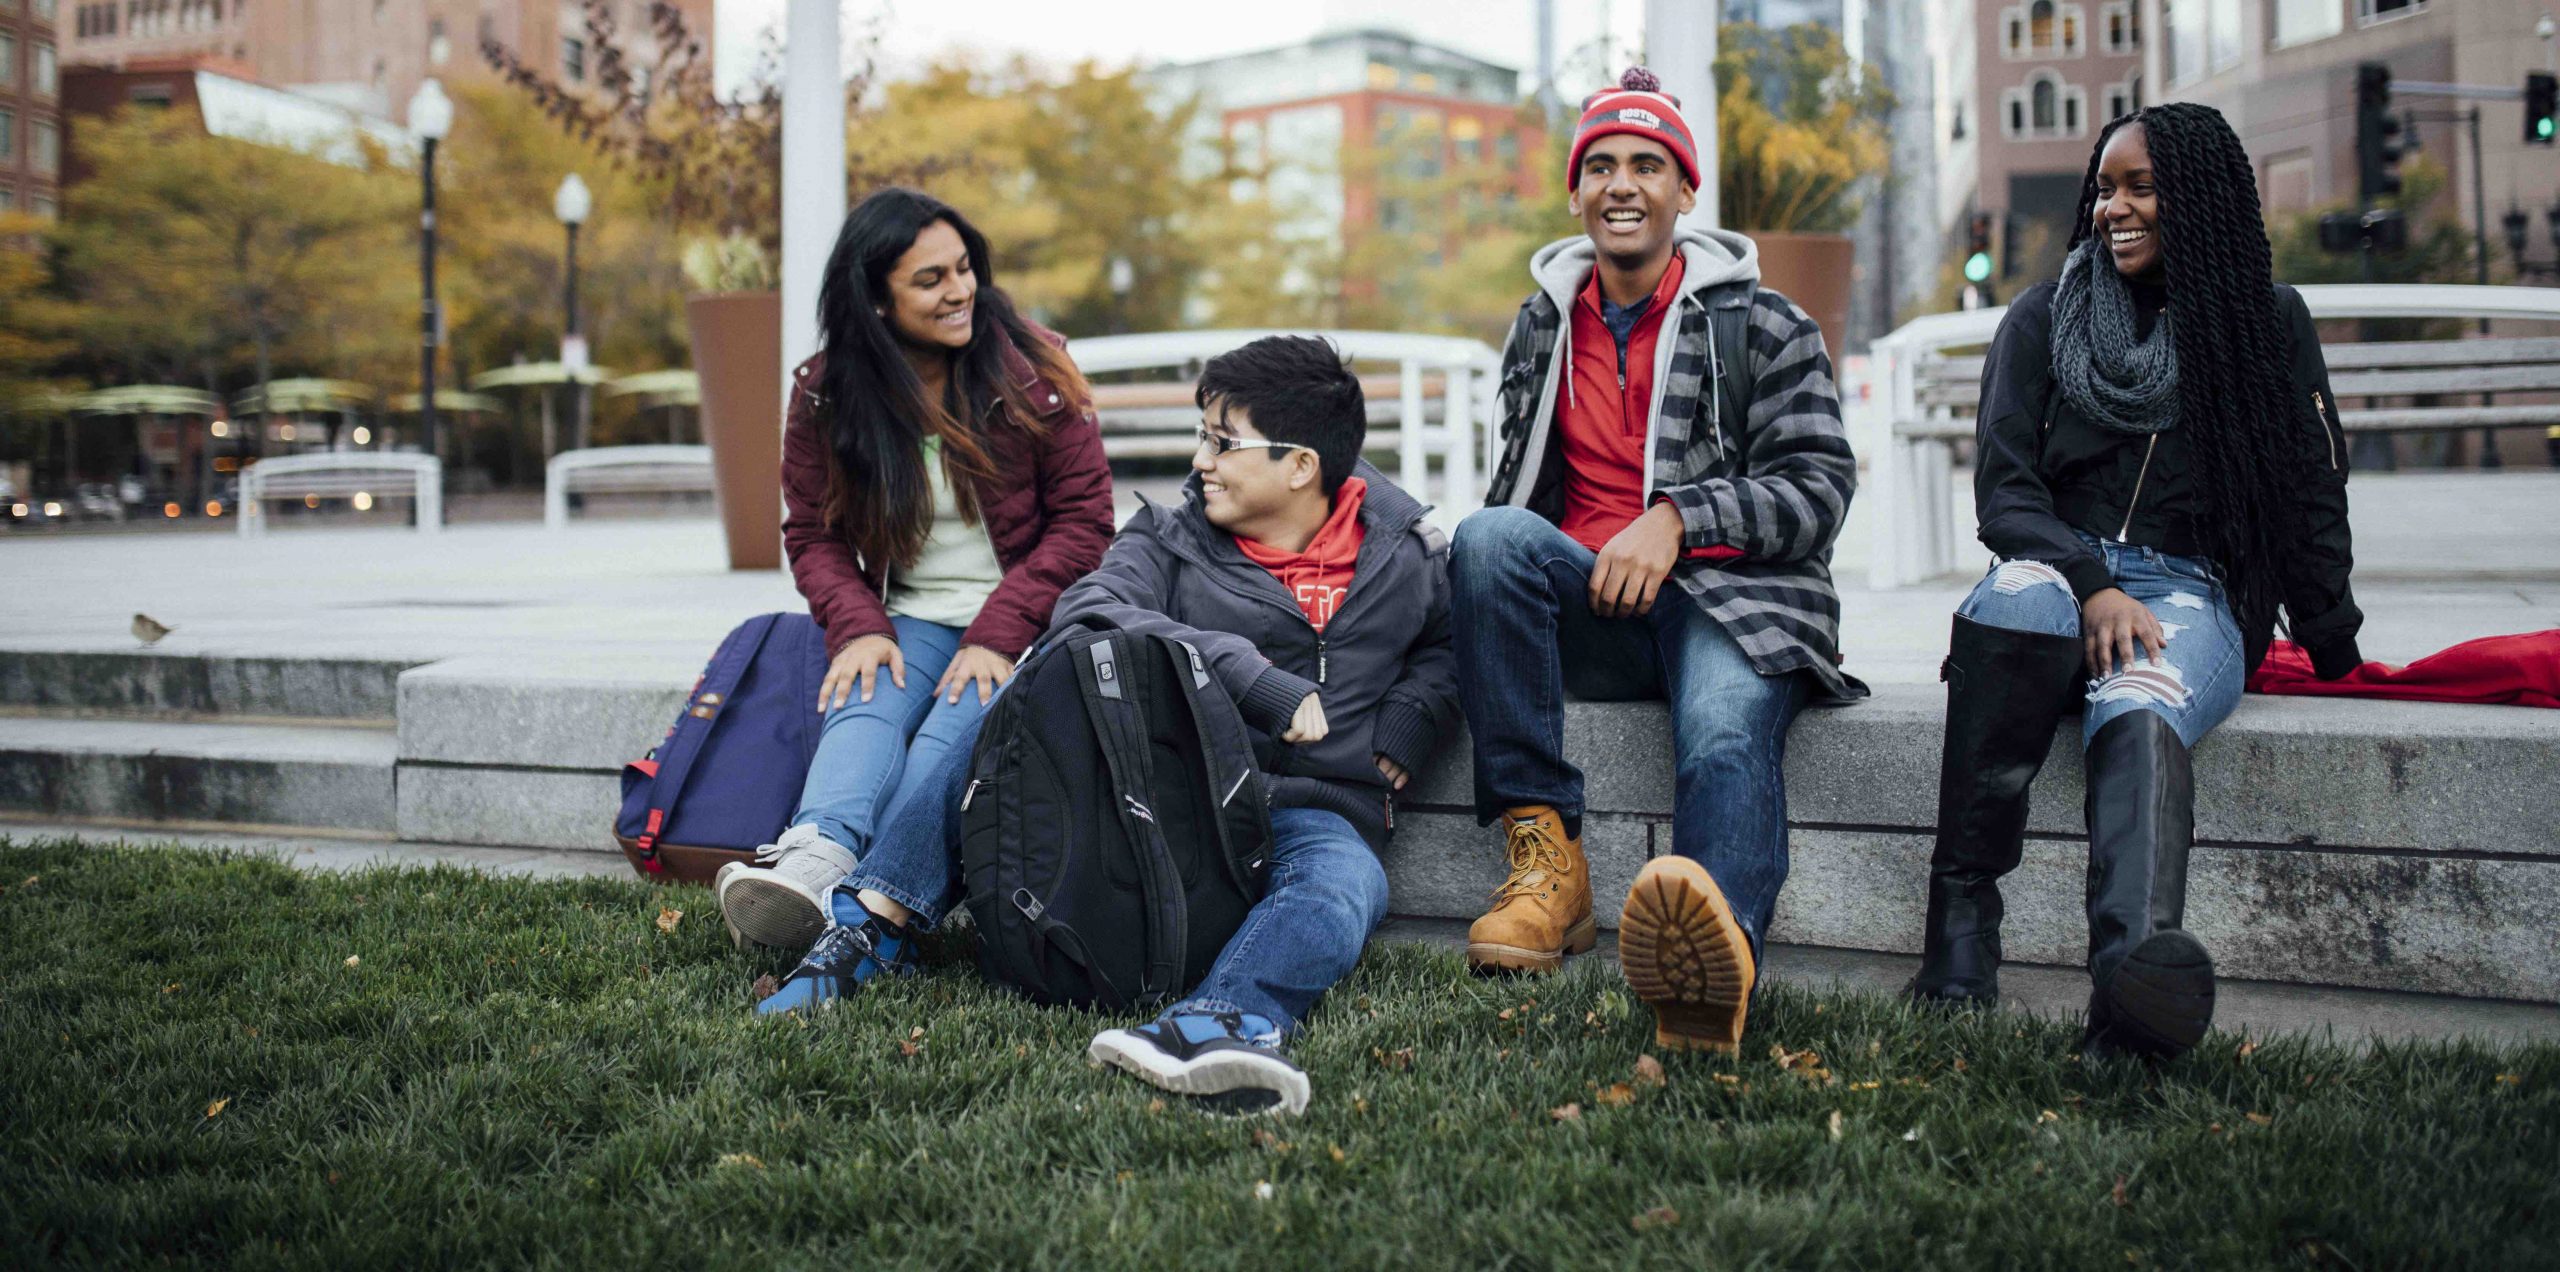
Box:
[1905,103,2363,1061]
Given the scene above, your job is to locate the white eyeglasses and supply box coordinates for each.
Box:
[1194,427,1314,458]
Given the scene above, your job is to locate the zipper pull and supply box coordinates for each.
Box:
[1317,638,1328,684]
[960,778,983,811]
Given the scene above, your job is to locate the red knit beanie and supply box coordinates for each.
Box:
[1568,66,1700,189]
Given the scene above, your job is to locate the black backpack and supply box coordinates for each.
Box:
[957,628,1273,1010]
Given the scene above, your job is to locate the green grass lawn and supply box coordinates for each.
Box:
[3,837,2554,1270]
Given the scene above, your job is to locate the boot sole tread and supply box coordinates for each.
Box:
[1618,859,1754,1054]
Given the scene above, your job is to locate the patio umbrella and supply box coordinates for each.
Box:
[63,386,224,511]
[470,362,616,461]
[230,378,374,416]
[604,369,700,443]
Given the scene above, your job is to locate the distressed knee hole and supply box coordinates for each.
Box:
[1988,560,2072,596]
[2157,621,2187,642]
[2088,657,2192,710]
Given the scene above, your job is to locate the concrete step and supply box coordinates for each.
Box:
[0,715,397,834]
[0,648,411,720]
[383,654,2560,1005]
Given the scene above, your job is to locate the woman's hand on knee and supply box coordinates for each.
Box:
[2081,588,2165,679]
[822,635,904,711]
[937,645,1015,705]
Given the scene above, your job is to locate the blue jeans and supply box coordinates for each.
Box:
[1165,808,1390,1036]
[794,615,992,858]
[1449,505,1811,954]
[1955,531,2244,749]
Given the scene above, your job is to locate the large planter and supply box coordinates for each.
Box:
[686,290,783,571]
[1747,231,1855,364]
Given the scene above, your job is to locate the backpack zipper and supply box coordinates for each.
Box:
[2314,390,2339,471]
[2116,434,2159,543]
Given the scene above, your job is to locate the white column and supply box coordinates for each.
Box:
[1398,360,1427,501]
[1644,0,1719,230]
[781,0,846,399]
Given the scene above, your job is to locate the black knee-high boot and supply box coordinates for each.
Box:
[1907,615,2085,1005]
[2081,710,2214,1059]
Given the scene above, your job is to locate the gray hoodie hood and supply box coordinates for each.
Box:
[1528,226,1760,312]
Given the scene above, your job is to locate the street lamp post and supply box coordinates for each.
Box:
[555,173,593,451]
[409,79,453,477]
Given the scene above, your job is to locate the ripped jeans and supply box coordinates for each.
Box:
[1957,531,2245,749]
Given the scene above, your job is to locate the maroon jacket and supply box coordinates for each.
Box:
[781,332,1115,660]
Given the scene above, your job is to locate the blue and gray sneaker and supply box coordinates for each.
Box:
[754,891,916,1017]
[1087,1011,1308,1117]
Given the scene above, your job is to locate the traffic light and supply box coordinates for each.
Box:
[2527,71,2557,146]
[2355,62,2405,203]
[1964,212,1994,283]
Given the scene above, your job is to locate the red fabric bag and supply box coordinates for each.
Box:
[2249,630,2560,708]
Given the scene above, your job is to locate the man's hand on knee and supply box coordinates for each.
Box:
[1589,503,1685,619]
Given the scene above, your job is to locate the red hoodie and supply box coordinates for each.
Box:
[1235,477,1367,632]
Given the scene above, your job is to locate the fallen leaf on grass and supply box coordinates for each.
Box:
[1252,1180,1275,1201]
[1713,1073,1741,1087]
[2208,1123,2225,1135]
[1849,1080,1881,1092]
[2111,1175,2131,1208]
[1633,1054,1667,1088]
[1497,1008,1516,1021]
[2237,1039,2259,1060]
[2495,1073,2523,1086]
[655,907,684,934]
[1770,1044,1823,1070]
[1146,1099,1165,1115]
[1630,1206,1679,1232]
[1550,1103,1583,1123]
[342,955,360,968]
[898,1040,921,1058]
[1596,1084,1636,1107]
[2245,1112,2273,1127]
[204,1097,229,1119]
[19,875,37,887]
[1952,1057,1968,1071]
[716,1153,765,1170]
[1826,1110,1844,1141]
[1902,1126,1922,1142]
[1328,1144,1346,1164]
[751,974,781,1002]
[1372,1046,1415,1072]
[162,983,179,994]
[2037,1109,2060,1124]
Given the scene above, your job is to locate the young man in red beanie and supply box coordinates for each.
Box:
[1451,68,1865,1053]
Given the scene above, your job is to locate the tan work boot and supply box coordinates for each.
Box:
[1618,856,1758,1053]
[1465,806,1596,974]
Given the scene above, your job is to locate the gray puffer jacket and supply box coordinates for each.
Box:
[1045,461,1459,851]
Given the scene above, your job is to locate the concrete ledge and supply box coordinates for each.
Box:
[396,654,696,770]
[0,650,412,720]
[379,661,2560,1003]
[1401,686,2560,857]
[0,717,396,832]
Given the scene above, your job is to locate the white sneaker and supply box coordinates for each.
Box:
[715,824,860,950]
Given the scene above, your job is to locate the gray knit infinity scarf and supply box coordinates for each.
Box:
[2049,241,2179,435]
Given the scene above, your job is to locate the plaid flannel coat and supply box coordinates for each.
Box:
[1483,231,1867,702]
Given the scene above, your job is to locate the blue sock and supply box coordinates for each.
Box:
[829,887,869,929]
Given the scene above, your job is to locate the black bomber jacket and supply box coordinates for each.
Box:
[1973,279,2364,680]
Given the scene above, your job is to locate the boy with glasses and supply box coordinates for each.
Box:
[760,335,1459,1118]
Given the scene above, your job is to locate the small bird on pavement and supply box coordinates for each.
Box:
[131,613,174,646]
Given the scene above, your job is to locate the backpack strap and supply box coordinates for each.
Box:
[1158,638,1269,899]
[632,613,782,872]
[1072,634,1189,1006]
[1706,282,1758,461]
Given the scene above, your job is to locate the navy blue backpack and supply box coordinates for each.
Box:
[615,612,831,883]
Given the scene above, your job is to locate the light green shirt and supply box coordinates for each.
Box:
[885,437,1004,629]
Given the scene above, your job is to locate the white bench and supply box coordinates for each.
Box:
[1068,329,1499,517]
[1865,283,2560,587]
[239,453,441,536]
[544,445,716,529]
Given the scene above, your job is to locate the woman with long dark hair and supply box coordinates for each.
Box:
[1906,104,2363,1060]
[717,187,1114,950]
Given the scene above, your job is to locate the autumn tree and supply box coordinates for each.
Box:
[1716,22,1892,233]
[46,108,409,449]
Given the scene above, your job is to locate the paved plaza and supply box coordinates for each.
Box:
[4,469,2553,684]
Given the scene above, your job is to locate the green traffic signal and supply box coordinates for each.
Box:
[2540,116,2556,141]
[1964,251,1992,283]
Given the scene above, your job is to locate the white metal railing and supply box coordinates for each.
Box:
[238,452,441,536]
[1863,283,2560,589]
[1066,329,1501,516]
[544,444,715,529]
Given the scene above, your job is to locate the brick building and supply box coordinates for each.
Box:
[0,0,64,217]
[1972,0,2150,285]
[62,0,711,125]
